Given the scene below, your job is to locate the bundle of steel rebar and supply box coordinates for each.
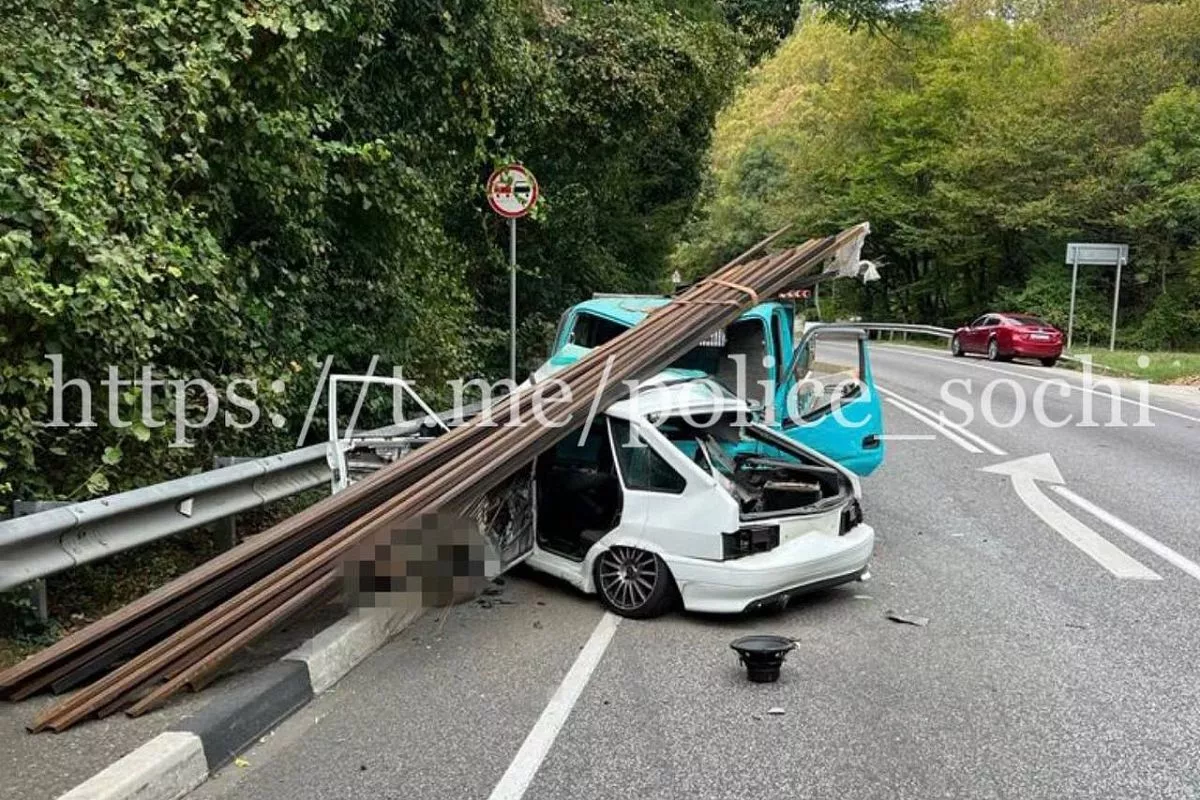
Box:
[4,222,869,732]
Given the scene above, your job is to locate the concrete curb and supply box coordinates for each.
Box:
[57,731,208,800]
[54,605,422,800]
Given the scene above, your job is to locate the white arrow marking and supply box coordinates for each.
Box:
[980,454,1160,580]
[1051,486,1200,585]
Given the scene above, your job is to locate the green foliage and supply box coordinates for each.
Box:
[1065,346,1200,382]
[468,1,746,372]
[0,591,60,649]
[1,0,783,509]
[993,263,1110,344]
[679,1,1200,350]
[1133,258,1200,350]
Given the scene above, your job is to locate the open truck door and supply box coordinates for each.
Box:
[778,327,884,476]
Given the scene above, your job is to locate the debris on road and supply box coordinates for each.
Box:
[886,611,930,627]
[767,707,786,716]
[730,634,796,683]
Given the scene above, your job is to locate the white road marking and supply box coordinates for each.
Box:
[878,385,1007,455]
[884,398,981,453]
[1052,486,1200,585]
[487,612,621,800]
[879,434,938,441]
[874,344,1200,425]
[980,454,1160,580]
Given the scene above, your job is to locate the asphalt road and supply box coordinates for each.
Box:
[191,343,1200,800]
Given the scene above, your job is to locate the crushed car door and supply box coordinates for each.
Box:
[778,327,884,477]
[463,464,536,575]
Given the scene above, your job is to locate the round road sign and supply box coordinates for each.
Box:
[486,164,539,219]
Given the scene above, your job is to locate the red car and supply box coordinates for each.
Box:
[950,313,1063,366]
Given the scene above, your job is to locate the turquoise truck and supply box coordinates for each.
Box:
[545,295,885,476]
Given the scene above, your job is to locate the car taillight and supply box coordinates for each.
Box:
[723,525,780,559]
[839,499,863,535]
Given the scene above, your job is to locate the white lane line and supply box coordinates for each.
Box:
[874,344,1200,425]
[1052,486,1200,584]
[878,386,1006,455]
[880,434,938,441]
[884,398,982,453]
[487,612,621,800]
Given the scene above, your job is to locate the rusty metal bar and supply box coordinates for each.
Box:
[19,224,869,731]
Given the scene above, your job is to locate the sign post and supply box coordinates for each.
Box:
[486,164,539,380]
[1064,243,1129,353]
[509,217,517,380]
[1067,249,1079,351]
[1110,253,1124,352]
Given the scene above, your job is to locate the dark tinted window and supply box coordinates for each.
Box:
[608,419,687,494]
[1006,315,1049,326]
[549,423,613,469]
[771,313,785,379]
[569,313,628,348]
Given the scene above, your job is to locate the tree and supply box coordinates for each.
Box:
[0,0,764,508]
[677,1,1200,348]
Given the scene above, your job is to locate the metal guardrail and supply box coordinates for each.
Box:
[807,322,956,340]
[0,444,331,592]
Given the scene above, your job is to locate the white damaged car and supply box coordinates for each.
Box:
[331,352,876,619]
[507,375,874,618]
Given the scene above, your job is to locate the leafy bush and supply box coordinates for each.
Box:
[1,0,766,511]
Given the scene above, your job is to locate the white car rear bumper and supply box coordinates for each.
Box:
[666,523,874,614]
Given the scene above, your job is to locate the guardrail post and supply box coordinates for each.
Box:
[212,457,243,550]
[12,501,70,622]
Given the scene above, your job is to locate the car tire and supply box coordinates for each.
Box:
[1041,357,1058,367]
[950,335,964,357]
[594,546,677,619]
[987,338,1000,361]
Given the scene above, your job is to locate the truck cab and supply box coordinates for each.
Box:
[550,295,885,476]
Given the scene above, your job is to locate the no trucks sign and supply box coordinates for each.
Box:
[486,163,539,381]
[486,164,538,219]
